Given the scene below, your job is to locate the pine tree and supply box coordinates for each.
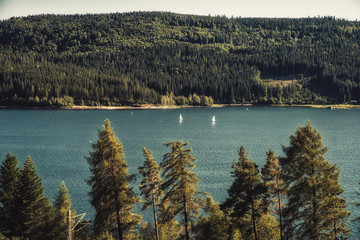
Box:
[0,153,21,238]
[222,145,267,240]
[53,181,72,240]
[87,119,141,240]
[138,147,163,240]
[261,149,285,240]
[158,218,182,240]
[160,141,204,240]
[321,165,351,239]
[16,156,54,240]
[280,122,350,239]
[256,214,280,240]
[194,196,230,240]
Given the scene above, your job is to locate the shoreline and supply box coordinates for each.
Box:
[0,103,359,110]
[70,103,254,110]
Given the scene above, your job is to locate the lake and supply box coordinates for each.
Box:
[1,107,360,235]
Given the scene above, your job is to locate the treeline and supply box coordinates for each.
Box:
[0,155,72,239]
[0,120,352,239]
[0,12,359,107]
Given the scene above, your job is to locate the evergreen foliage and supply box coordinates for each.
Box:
[87,119,141,240]
[261,149,286,240]
[0,119,355,239]
[15,156,55,239]
[256,214,280,240]
[158,219,182,240]
[53,181,72,240]
[138,147,163,240]
[0,153,21,238]
[194,196,230,240]
[280,122,350,239]
[139,220,182,240]
[160,141,204,240]
[0,12,359,107]
[222,145,268,240]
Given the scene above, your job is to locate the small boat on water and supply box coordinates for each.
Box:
[212,115,215,123]
[179,114,183,122]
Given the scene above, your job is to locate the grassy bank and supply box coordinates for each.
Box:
[1,103,359,110]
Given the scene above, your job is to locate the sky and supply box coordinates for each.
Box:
[0,0,359,21]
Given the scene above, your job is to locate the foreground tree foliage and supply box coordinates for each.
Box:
[0,154,67,239]
[194,196,230,240]
[139,220,182,240]
[222,145,270,240]
[0,153,20,238]
[87,119,141,240]
[53,181,72,240]
[280,122,350,239]
[138,147,163,240]
[16,157,55,239]
[160,141,205,240]
[261,150,286,240]
[0,119,353,239]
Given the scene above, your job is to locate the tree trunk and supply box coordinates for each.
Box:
[152,190,160,240]
[312,185,318,240]
[250,196,258,240]
[183,195,190,240]
[67,210,73,240]
[112,168,123,240]
[277,192,283,240]
[115,200,123,240]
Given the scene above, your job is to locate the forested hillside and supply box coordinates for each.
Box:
[0,12,359,107]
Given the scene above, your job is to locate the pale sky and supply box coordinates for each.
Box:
[0,0,359,20]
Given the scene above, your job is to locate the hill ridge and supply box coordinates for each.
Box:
[0,12,359,107]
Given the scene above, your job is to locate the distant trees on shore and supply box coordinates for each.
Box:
[0,12,359,107]
[0,120,351,239]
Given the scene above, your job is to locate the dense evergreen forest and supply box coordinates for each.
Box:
[0,12,359,107]
[0,120,352,239]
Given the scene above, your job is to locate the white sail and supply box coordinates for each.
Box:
[180,114,183,122]
[212,115,215,122]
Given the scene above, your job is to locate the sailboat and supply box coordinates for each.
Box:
[179,114,183,122]
[212,115,215,123]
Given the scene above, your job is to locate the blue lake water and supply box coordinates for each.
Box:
[0,107,360,235]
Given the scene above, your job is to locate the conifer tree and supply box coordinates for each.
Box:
[53,181,72,240]
[256,214,280,240]
[139,219,181,240]
[138,147,163,240]
[87,119,141,240]
[160,141,204,240]
[156,200,183,240]
[0,153,21,238]
[261,149,285,240]
[158,217,182,240]
[16,156,54,240]
[321,165,350,239]
[280,122,350,239]
[222,145,267,240]
[194,196,230,240]
[54,181,71,222]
